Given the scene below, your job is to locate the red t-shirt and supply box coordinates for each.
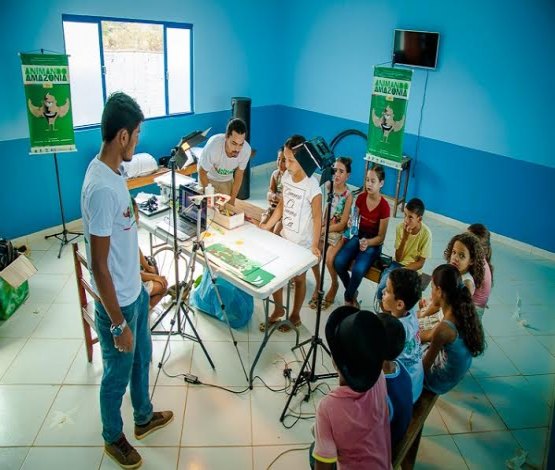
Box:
[356,194,390,239]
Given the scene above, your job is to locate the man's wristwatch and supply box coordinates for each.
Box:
[110,319,127,337]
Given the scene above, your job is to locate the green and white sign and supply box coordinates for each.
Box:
[20,53,76,154]
[367,67,412,163]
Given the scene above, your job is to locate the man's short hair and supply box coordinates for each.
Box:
[226,118,247,137]
[406,198,425,217]
[101,92,144,143]
[389,268,422,311]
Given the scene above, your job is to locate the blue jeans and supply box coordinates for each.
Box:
[334,236,382,302]
[95,287,153,443]
[375,261,403,303]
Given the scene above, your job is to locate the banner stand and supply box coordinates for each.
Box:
[20,51,80,258]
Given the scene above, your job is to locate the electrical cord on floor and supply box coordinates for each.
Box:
[265,445,312,469]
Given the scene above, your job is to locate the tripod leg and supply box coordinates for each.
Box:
[180,303,215,369]
[199,245,249,383]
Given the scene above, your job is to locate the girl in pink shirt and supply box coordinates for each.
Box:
[468,223,494,318]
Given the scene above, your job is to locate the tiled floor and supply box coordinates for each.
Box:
[1,166,554,469]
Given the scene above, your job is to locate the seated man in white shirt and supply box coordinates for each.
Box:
[197,118,251,205]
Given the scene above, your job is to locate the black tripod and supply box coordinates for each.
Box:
[151,150,215,398]
[45,152,81,258]
[280,170,338,422]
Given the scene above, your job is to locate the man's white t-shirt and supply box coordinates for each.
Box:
[198,134,251,182]
[81,156,141,307]
[280,171,321,249]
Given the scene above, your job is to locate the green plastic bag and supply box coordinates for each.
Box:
[0,278,29,320]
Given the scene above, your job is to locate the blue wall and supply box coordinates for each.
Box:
[2,0,555,252]
[0,0,282,238]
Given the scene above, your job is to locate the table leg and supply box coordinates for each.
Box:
[394,167,402,217]
[401,160,411,213]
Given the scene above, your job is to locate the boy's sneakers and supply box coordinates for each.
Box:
[134,410,174,440]
[104,434,142,469]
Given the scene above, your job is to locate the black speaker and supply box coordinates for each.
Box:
[231,97,251,199]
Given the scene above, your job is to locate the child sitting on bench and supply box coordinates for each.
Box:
[421,264,485,394]
[381,268,423,403]
[378,312,413,450]
[375,198,431,308]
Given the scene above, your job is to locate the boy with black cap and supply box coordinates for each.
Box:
[311,306,391,470]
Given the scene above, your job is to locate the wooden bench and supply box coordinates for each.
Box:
[392,389,439,469]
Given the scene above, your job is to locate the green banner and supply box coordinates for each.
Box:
[20,53,76,154]
[367,67,412,163]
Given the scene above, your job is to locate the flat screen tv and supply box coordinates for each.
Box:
[392,29,440,70]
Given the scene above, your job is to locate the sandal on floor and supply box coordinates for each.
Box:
[259,317,281,332]
[278,320,302,333]
[321,298,334,310]
[308,298,318,309]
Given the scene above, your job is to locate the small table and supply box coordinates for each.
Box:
[364,154,411,217]
[139,210,318,387]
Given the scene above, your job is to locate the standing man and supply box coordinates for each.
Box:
[81,92,173,469]
[198,117,251,205]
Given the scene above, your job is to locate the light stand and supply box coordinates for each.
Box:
[44,152,82,258]
[280,137,338,422]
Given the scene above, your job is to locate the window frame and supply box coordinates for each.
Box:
[61,14,194,129]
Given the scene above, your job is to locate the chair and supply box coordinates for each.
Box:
[72,243,99,362]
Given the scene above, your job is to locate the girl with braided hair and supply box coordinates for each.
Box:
[421,264,485,394]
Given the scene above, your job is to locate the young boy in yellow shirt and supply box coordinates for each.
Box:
[375,198,431,308]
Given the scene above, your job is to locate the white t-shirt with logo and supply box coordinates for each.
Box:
[280,171,321,249]
[198,134,251,182]
[81,156,141,307]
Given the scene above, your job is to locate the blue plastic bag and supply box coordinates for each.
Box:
[191,272,254,329]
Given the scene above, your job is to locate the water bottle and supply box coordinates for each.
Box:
[205,183,214,208]
[348,206,359,239]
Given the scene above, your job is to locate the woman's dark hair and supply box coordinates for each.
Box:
[432,264,485,357]
[468,223,494,285]
[335,156,352,173]
[443,233,485,289]
[101,92,144,143]
[226,118,247,137]
[369,164,385,182]
[284,134,306,154]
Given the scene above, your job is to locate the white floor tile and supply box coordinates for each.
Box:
[0,337,27,379]
[181,386,251,446]
[21,446,104,470]
[0,385,59,445]
[0,446,30,470]
[64,342,104,385]
[452,430,522,470]
[178,446,252,470]
[189,340,250,387]
[0,302,48,338]
[415,435,468,470]
[35,385,103,446]
[1,338,81,384]
[27,273,69,305]
[31,302,84,339]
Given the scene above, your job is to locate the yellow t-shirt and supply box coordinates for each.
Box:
[395,222,432,270]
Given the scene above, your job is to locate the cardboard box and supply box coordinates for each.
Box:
[0,255,37,288]
[209,204,245,230]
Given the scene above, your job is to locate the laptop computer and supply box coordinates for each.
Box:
[156,184,207,241]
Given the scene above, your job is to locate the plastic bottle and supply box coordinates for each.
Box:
[205,183,214,208]
[350,206,360,238]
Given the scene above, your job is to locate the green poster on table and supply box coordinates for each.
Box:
[367,67,412,163]
[20,53,76,154]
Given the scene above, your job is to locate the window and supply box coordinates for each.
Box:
[62,15,193,127]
